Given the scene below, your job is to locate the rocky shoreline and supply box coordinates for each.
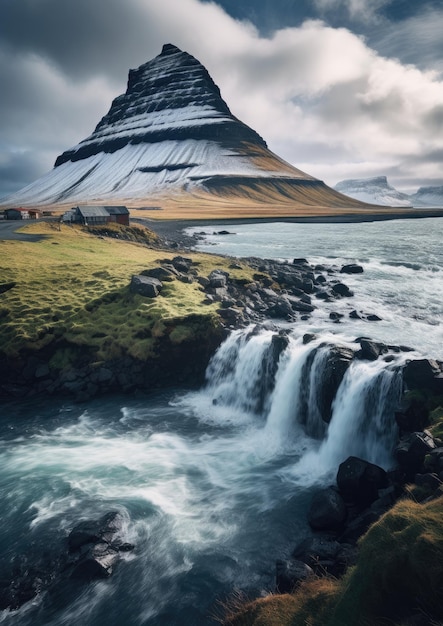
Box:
[0,248,378,402]
[1,223,443,623]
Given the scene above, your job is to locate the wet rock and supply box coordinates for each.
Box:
[396,431,437,478]
[267,297,294,320]
[329,312,344,322]
[315,274,327,284]
[332,283,354,297]
[340,264,364,274]
[355,338,386,361]
[293,536,358,578]
[395,395,429,433]
[308,487,347,531]
[303,333,317,344]
[317,346,354,424]
[403,359,443,393]
[286,295,315,313]
[275,559,313,593]
[67,511,132,581]
[338,508,382,544]
[337,456,389,508]
[130,275,163,297]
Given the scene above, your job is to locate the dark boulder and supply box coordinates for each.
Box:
[293,536,358,578]
[396,431,437,478]
[340,264,364,274]
[267,297,294,319]
[329,312,344,322]
[208,270,228,288]
[141,266,177,281]
[67,512,132,582]
[338,508,383,544]
[337,456,388,508]
[403,359,443,393]
[256,332,290,412]
[332,283,354,297]
[171,256,193,272]
[355,338,386,361]
[308,487,347,531]
[395,395,429,433]
[130,274,162,297]
[317,346,354,424]
[287,295,315,313]
[275,559,313,593]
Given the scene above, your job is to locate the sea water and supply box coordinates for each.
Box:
[1,218,442,625]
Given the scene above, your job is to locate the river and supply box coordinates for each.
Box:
[1,217,442,625]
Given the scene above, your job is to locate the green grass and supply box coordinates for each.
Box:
[0,221,255,366]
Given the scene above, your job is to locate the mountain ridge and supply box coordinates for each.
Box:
[335,176,443,208]
[1,44,383,215]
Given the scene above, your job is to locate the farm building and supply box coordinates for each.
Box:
[5,208,41,220]
[66,206,130,226]
[105,206,130,225]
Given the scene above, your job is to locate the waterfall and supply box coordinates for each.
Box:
[203,327,404,480]
[205,327,277,416]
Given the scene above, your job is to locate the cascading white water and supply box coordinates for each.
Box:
[202,327,405,483]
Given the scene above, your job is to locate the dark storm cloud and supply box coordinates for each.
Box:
[0,0,442,198]
[0,150,45,198]
[0,0,160,82]
[370,6,443,74]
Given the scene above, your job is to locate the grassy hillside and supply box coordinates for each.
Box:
[0,221,254,368]
[224,495,443,626]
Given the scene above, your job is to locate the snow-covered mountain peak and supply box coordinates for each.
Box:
[55,43,265,168]
[2,45,375,212]
[334,176,412,207]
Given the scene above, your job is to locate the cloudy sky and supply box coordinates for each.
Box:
[1,0,442,198]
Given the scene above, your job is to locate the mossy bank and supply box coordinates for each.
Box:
[0,221,260,399]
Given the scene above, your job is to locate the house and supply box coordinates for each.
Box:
[5,208,41,220]
[73,206,112,225]
[69,205,130,226]
[104,206,130,225]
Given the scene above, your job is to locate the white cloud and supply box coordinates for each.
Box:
[313,0,390,23]
[1,0,443,194]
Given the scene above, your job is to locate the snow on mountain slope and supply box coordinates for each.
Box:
[334,176,412,207]
[2,44,373,213]
[409,186,443,208]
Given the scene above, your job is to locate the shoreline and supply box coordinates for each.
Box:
[136,209,443,247]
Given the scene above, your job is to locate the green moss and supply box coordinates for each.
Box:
[429,406,443,440]
[1,222,252,368]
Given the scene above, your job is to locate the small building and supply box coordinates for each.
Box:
[5,207,41,220]
[70,205,130,226]
[74,206,112,225]
[105,206,130,226]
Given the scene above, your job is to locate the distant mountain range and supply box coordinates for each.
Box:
[1,44,373,214]
[334,176,443,208]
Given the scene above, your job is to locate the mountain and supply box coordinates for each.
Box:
[409,186,443,208]
[2,44,375,215]
[334,176,412,207]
